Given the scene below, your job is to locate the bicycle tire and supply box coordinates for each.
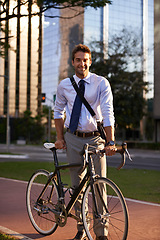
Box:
[82,177,129,240]
[26,169,59,235]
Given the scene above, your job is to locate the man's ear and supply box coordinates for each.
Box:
[72,60,74,66]
[89,59,92,66]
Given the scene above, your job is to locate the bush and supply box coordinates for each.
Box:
[126,141,160,150]
[0,111,45,144]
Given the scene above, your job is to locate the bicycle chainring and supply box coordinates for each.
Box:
[55,203,67,227]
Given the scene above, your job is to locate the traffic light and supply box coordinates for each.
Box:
[41,93,46,102]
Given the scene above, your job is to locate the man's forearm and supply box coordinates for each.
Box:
[55,118,65,140]
[104,126,116,156]
[104,126,115,142]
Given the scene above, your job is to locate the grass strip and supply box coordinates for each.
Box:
[107,167,160,204]
[0,233,16,240]
[0,161,159,204]
[0,161,71,186]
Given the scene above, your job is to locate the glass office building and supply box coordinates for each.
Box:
[42,0,154,102]
[0,0,154,117]
[42,7,84,106]
[84,0,154,98]
[42,8,61,107]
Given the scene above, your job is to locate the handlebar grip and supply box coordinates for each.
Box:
[100,143,127,170]
[81,142,128,170]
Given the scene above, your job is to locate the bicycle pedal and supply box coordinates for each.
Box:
[43,210,49,214]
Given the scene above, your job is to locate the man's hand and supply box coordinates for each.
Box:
[55,139,66,150]
[104,145,117,156]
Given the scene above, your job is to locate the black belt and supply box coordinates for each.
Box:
[67,128,100,138]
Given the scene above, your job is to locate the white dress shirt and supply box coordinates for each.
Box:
[54,72,115,132]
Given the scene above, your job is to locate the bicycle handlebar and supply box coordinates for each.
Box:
[44,142,132,171]
[115,142,132,170]
[87,142,132,170]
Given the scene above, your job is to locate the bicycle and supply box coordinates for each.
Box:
[26,142,132,240]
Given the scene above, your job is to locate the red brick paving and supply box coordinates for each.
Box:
[0,178,159,240]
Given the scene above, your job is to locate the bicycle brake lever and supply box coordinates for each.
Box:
[125,148,133,161]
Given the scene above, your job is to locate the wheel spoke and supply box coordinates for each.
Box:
[82,177,128,240]
[26,170,59,235]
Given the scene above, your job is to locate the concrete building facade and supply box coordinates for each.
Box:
[154,0,160,142]
[0,0,42,118]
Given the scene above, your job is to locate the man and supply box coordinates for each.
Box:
[54,44,116,240]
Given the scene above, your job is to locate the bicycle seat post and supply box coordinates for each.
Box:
[52,147,59,168]
[51,148,65,201]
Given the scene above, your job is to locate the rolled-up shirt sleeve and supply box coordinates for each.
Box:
[100,78,115,127]
[54,81,66,119]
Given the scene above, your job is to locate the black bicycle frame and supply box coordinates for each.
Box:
[66,171,90,215]
[37,147,108,219]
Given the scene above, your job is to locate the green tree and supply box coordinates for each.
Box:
[42,105,53,121]
[14,110,44,143]
[90,28,148,132]
[0,0,111,56]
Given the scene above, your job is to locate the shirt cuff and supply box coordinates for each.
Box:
[54,112,64,119]
[103,117,115,127]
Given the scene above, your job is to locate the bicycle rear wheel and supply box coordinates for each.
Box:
[82,177,128,240]
[26,169,59,235]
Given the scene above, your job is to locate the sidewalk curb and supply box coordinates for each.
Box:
[0,226,33,240]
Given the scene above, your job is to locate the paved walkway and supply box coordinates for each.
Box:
[0,177,160,240]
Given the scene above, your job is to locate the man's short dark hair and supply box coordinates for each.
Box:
[72,44,91,61]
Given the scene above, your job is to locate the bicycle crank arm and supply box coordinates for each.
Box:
[68,212,81,222]
[34,205,64,218]
[50,208,64,217]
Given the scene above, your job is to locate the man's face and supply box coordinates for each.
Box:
[72,51,92,79]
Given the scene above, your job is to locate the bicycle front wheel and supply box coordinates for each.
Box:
[82,177,128,240]
[26,169,59,235]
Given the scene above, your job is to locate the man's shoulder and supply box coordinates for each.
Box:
[56,78,72,93]
[58,77,72,86]
[90,72,108,83]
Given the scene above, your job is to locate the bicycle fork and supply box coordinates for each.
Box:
[91,180,110,219]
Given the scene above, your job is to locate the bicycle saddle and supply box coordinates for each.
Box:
[44,142,55,149]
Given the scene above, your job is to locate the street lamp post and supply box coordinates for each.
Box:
[41,95,55,142]
[48,106,51,142]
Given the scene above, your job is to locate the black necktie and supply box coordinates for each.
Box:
[69,80,85,133]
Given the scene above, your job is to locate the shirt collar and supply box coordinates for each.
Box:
[74,72,91,84]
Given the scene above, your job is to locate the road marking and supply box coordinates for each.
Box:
[0,154,28,159]
[0,177,160,207]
